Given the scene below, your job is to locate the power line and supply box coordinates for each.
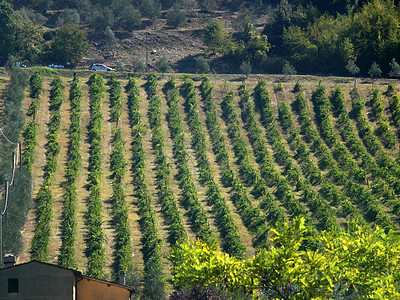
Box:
[0,127,19,145]
[9,153,16,186]
[1,181,9,216]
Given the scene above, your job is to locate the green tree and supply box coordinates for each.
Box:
[346,59,360,77]
[282,25,318,71]
[14,13,44,63]
[0,0,15,63]
[155,56,170,76]
[116,5,141,31]
[170,239,254,295]
[140,0,161,21]
[389,58,400,79]
[131,55,145,73]
[368,61,382,79]
[232,7,257,32]
[346,59,360,76]
[57,8,80,26]
[239,60,252,77]
[50,23,90,65]
[16,7,48,25]
[104,26,119,58]
[1,59,30,257]
[203,21,235,55]
[235,23,270,65]
[171,217,400,299]
[33,0,53,13]
[195,56,210,74]
[167,9,186,28]
[198,0,217,12]
[282,61,297,76]
[90,7,114,31]
[348,0,400,73]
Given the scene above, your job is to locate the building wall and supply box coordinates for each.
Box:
[0,262,74,300]
[77,278,130,300]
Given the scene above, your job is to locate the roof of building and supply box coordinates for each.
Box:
[0,260,135,292]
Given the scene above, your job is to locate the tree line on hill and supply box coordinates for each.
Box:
[0,60,31,260]
[204,0,400,77]
[1,0,400,77]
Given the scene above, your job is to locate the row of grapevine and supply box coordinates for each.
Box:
[351,89,400,193]
[30,76,64,261]
[27,72,42,119]
[388,94,400,170]
[330,87,400,203]
[163,78,213,243]
[85,74,106,278]
[324,86,400,220]
[352,92,387,155]
[199,77,272,248]
[389,94,400,145]
[146,75,187,245]
[181,78,246,257]
[22,72,42,173]
[22,120,38,174]
[369,88,385,120]
[107,77,134,280]
[368,89,397,148]
[252,80,338,231]
[299,86,394,229]
[126,77,166,299]
[239,84,310,226]
[58,77,82,268]
[109,128,134,279]
[108,74,122,124]
[294,90,377,222]
[277,94,360,229]
[330,87,382,183]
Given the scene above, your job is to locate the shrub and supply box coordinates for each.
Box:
[140,0,161,21]
[275,81,283,92]
[131,55,146,73]
[116,5,141,31]
[57,9,80,26]
[198,0,217,12]
[203,21,234,55]
[155,56,170,76]
[167,10,186,28]
[387,81,395,95]
[368,62,382,79]
[195,56,210,74]
[293,81,302,93]
[239,61,252,77]
[282,61,297,75]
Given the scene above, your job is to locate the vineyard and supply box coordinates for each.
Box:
[4,71,400,296]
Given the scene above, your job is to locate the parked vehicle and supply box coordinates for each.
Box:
[90,64,113,71]
[48,64,65,69]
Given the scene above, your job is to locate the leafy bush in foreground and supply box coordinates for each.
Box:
[171,217,400,299]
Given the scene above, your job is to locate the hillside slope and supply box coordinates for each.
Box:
[8,71,400,294]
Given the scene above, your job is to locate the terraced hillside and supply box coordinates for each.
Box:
[10,71,400,295]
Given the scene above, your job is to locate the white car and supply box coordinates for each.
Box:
[48,64,65,69]
[90,64,113,71]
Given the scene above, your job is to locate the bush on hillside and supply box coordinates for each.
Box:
[167,9,186,28]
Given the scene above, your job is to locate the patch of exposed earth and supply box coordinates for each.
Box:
[80,7,273,73]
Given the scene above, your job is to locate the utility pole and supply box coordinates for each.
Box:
[1,180,8,266]
[145,32,149,73]
[18,142,22,170]
[11,152,15,186]
[0,206,2,266]
[0,200,2,266]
